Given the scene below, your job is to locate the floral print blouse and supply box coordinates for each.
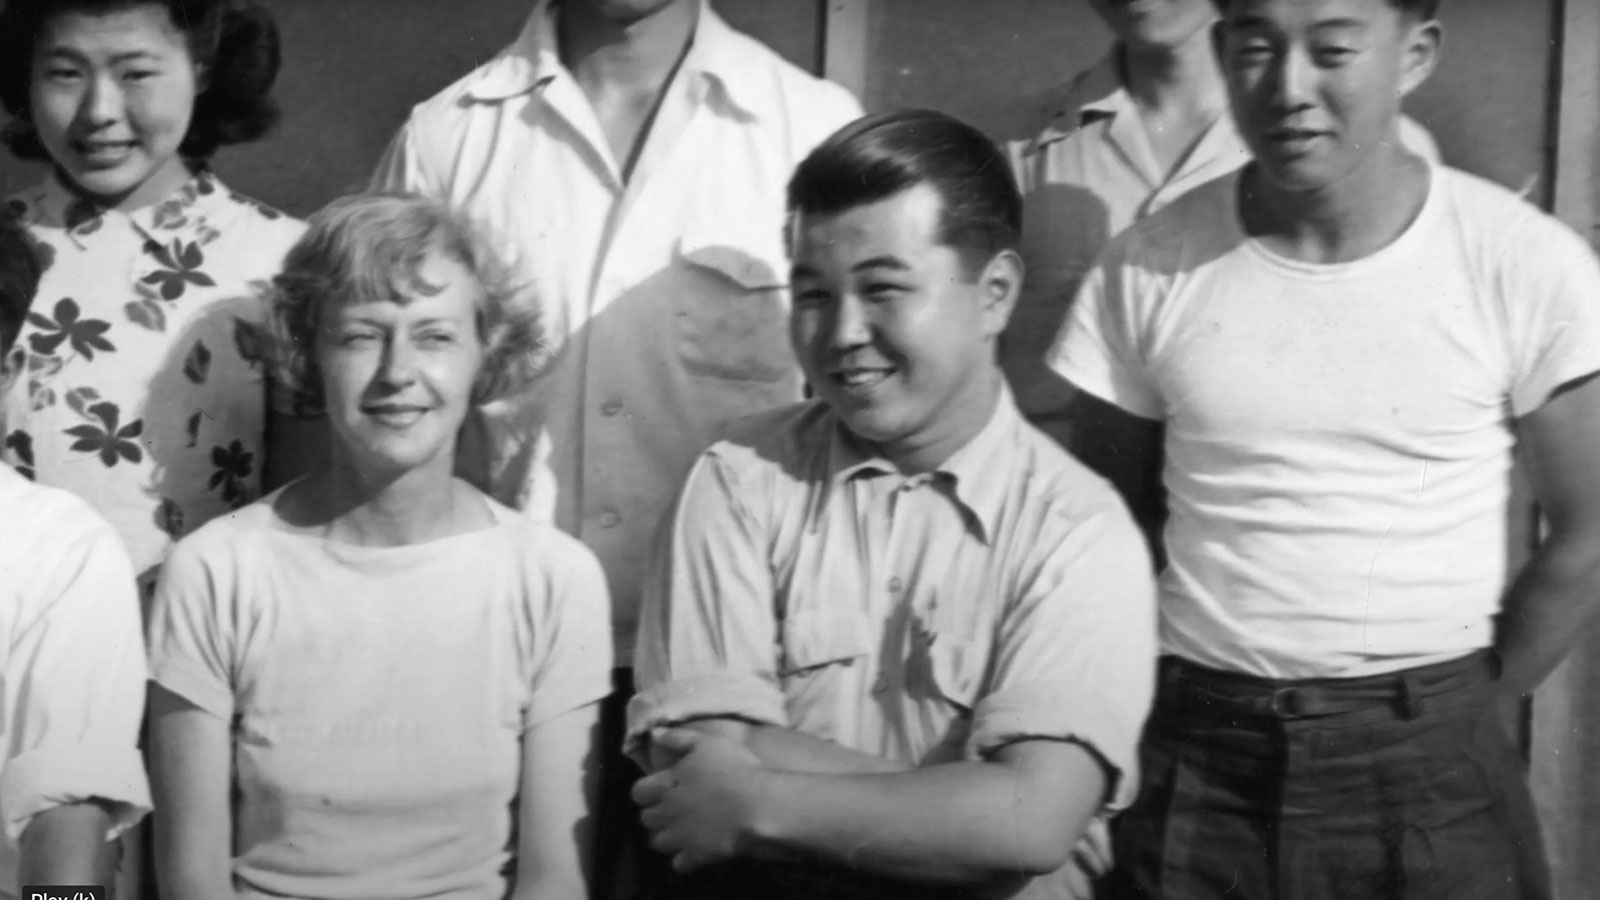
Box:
[1,171,304,580]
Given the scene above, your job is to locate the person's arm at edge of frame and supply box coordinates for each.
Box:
[17,801,118,891]
[148,685,235,900]
[1495,370,1600,697]
[6,510,150,895]
[511,701,602,900]
[638,727,1106,884]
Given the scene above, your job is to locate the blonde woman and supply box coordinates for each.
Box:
[147,194,610,900]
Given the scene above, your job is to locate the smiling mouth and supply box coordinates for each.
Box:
[1266,129,1327,150]
[828,367,895,392]
[362,405,430,426]
[73,139,138,163]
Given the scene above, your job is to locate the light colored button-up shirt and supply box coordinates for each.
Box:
[1004,51,1438,429]
[373,1,862,661]
[0,464,150,899]
[628,392,1157,810]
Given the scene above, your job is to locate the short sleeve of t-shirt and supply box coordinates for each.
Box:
[1049,233,1167,421]
[523,531,615,730]
[1498,211,1600,416]
[147,532,237,720]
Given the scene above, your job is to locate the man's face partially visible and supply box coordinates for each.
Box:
[1087,0,1218,53]
[565,0,688,25]
[789,184,1011,468]
[1215,0,1438,194]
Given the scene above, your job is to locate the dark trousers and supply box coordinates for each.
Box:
[649,859,983,900]
[1109,651,1551,900]
[595,669,669,900]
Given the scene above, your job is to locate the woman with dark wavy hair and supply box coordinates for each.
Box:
[0,0,306,591]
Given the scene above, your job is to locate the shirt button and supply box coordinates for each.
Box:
[599,510,621,529]
[872,673,890,694]
[601,399,623,417]
[888,576,904,594]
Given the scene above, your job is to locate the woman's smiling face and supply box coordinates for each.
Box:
[29,3,197,211]
[317,249,487,479]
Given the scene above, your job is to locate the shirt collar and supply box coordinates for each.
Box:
[34,167,245,247]
[466,0,765,119]
[1028,50,1128,152]
[820,385,1022,545]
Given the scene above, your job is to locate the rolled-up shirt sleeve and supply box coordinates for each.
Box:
[626,448,788,762]
[965,499,1158,812]
[1,517,151,844]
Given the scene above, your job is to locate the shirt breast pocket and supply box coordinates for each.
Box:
[779,608,871,678]
[675,230,793,385]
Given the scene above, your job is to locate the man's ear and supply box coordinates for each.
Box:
[978,248,1024,338]
[0,344,23,400]
[1398,17,1442,99]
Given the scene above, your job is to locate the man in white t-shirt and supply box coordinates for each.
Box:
[1007,0,1436,549]
[1049,0,1600,897]
[0,213,150,898]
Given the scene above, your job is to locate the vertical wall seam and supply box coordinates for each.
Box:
[821,0,872,102]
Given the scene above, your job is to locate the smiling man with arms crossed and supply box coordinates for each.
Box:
[1050,1,1600,897]
[625,109,1157,900]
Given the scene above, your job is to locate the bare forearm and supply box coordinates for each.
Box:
[666,720,909,775]
[152,829,233,900]
[510,874,587,900]
[747,745,1102,884]
[18,803,116,892]
[1495,528,1600,696]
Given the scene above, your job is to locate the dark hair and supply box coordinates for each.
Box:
[1211,0,1440,17]
[0,0,282,162]
[0,211,42,354]
[787,109,1022,277]
[268,193,546,412]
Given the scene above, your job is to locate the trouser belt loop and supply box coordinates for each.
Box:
[1398,668,1427,720]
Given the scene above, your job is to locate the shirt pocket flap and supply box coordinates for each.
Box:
[780,608,872,675]
[679,229,789,291]
[925,632,986,711]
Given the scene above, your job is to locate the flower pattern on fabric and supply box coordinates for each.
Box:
[208,439,255,507]
[27,298,116,360]
[64,400,144,467]
[4,430,34,480]
[141,238,218,301]
[0,170,305,573]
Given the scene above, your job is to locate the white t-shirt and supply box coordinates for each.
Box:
[147,492,614,900]
[0,464,150,899]
[1051,165,1600,678]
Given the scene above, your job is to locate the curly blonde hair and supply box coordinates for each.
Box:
[267,192,544,411]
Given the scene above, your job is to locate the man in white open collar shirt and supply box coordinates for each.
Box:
[371,1,860,894]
